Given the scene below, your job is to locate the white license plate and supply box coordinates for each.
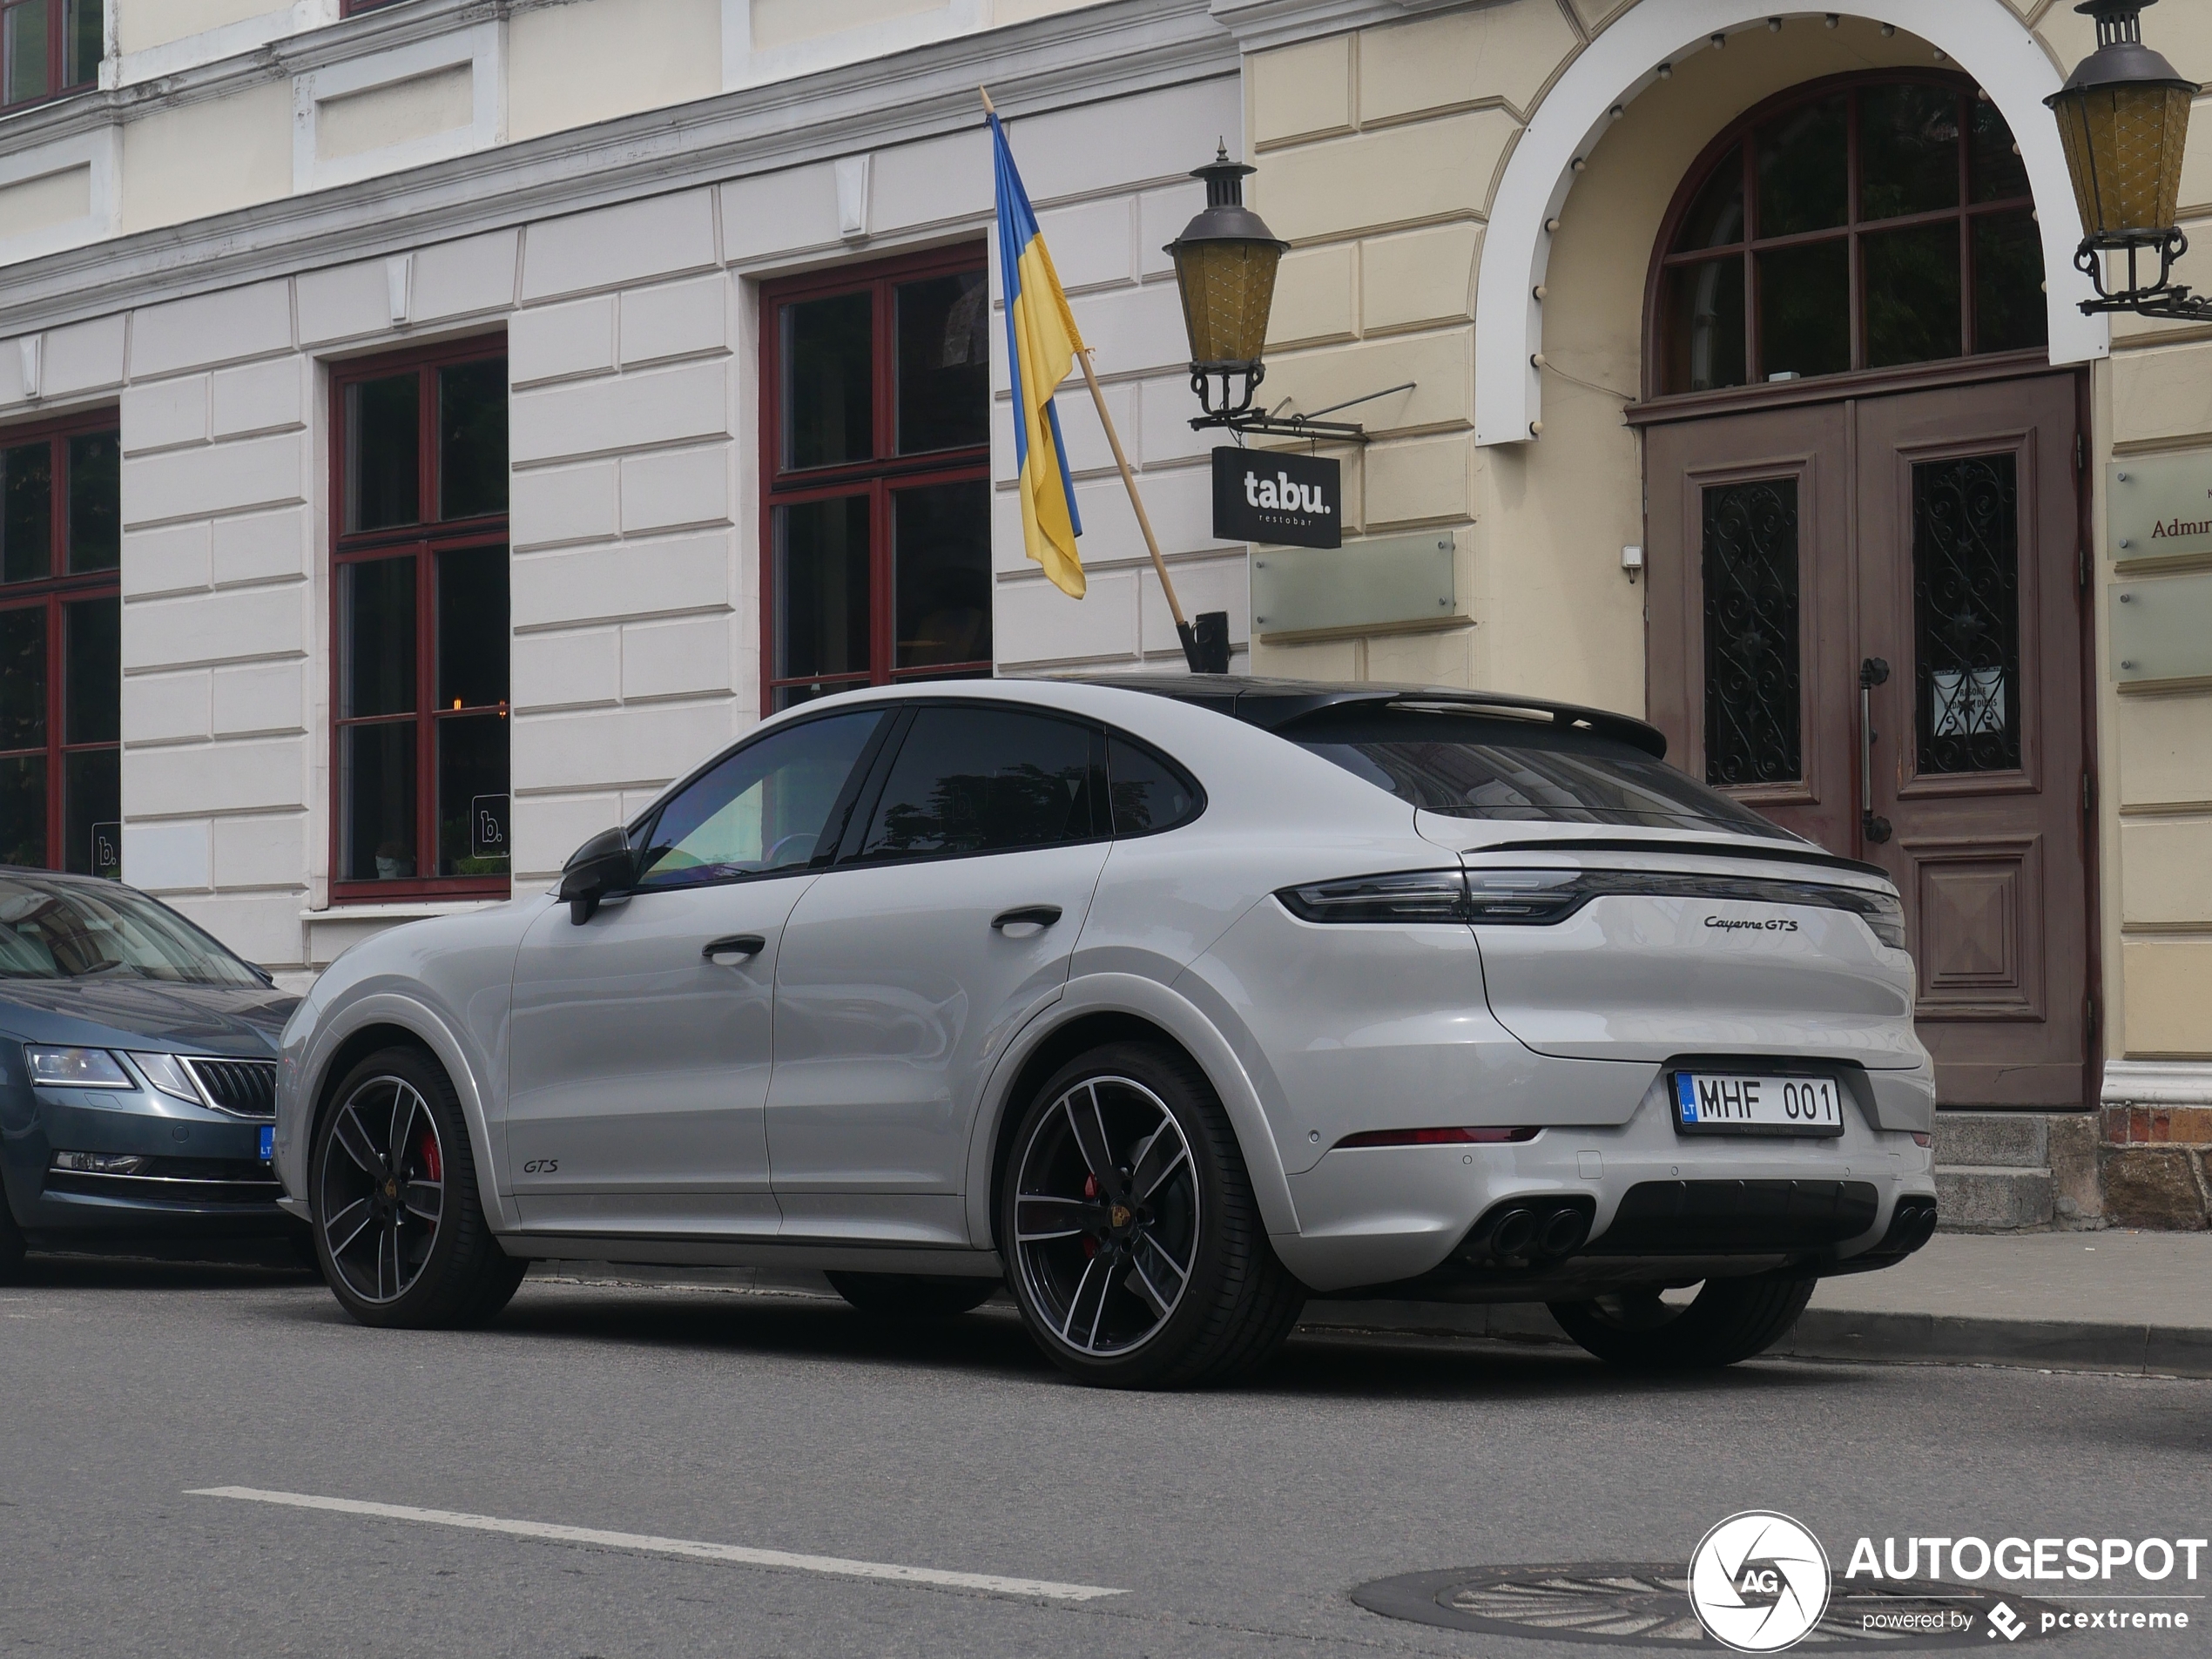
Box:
[1673,1071,1844,1136]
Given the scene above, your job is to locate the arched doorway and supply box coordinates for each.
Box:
[1635,73,2094,1112]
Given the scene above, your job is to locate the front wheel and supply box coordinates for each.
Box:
[1001,1041,1305,1389]
[312,1046,525,1329]
[1548,1268,1816,1370]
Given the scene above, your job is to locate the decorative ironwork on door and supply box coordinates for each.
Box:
[1702,477,1803,786]
[1912,454,2021,774]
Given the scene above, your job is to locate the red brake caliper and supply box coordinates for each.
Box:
[420,1131,442,1185]
[1082,1172,1099,1257]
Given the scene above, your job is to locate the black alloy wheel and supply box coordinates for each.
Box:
[1548,1267,1817,1369]
[1001,1041,1305,1388]
[312,1045,524,1329]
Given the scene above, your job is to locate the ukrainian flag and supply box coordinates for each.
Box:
[990,113,1086,599]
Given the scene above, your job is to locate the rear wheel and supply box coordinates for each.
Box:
[826,1272,996,1319]
[1548,1268,1816,1369]
[312,1046,525,1329]
[1001,1042,1305,1389]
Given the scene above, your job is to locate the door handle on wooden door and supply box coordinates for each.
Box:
[1858,657,1893,846]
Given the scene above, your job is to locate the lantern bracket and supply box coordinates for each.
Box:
[1188,380,1416,443]
[2073,228,2212,320]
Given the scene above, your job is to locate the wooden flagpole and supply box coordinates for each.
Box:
[984,87,1204,671]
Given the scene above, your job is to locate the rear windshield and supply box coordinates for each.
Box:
[1285,706,1793,840]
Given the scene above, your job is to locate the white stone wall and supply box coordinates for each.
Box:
[0,61,1238,982]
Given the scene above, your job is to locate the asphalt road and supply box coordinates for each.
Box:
[1,1256,2206,1659]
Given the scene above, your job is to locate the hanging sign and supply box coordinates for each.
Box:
[1212,448,1341,549]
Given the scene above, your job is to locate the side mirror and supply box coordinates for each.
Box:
[559,827,636,924]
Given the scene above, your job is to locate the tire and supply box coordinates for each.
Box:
[1000,1041,1305,1389]
[1548,1268,1816,1370]
[826,1271,997,1319]
[0,1190,24,1285]
[311,1045,526,1330]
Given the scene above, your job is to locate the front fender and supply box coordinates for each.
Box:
[279,988,516,1235]
[961,971,1298,1248]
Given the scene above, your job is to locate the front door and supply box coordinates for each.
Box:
[1645,374,2090,1107]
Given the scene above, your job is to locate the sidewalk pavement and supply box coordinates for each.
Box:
[1300,1231,2212,1378]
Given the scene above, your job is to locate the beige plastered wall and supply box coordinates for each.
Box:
[1242,0,2212,1075]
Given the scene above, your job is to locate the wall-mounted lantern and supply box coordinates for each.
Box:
[2047,0,2208,320]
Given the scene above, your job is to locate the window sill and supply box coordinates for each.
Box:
[302,899,509,922]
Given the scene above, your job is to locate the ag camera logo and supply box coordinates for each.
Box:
[1689,1511,1833,1652]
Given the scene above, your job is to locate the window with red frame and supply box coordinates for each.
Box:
[0,410,119,877]
[330,340,509,901]
[760,246,992,711]
[2,0,100,107]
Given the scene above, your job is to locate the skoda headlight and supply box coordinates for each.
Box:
[129,1051,204,1104]
[24,1047,134,1089]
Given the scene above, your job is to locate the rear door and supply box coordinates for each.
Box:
[765,702,1111,1245]
[505,708,887,1234]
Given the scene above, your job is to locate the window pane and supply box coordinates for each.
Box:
[1865,223,1964,368]
[775,496,871,683]
[62,749,117,878]
[66,431,118,573]
[1107,737,1200,836]
[3,441,51,584]
[1857,84,1961,223]
[1703,477,1803,787]
[894,481,990,670]
[1671,145,1746,252]
[436,546,507,711]
[635,710,884,888]
[1915,454,2021,774]
[439,359,508,522]
[1755,95,1846,239]
[895,272,989,455]
[1974,212,2048,355]
[435,713,509,877]
[1757,241,1851,380]
[1660,258,1747,394]
[782,293,873,470]
[0,604,44,751]
[1970,100,2031,204]
[341,722,416,881]
[341,556,416,718]
[64,0,98,86]
[4,1,50,105]
[860,706,1096,860]
[346,373,421,533]
[0,754,43,867]
[63,596,116,745]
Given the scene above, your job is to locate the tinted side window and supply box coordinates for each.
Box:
[859,707,1098,860]
[636,711,883,889]
[1107,736,1201,836]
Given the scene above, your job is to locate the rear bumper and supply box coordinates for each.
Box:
[1275,1072,1936,1295]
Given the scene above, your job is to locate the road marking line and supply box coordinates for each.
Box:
[186,1486,1125,1602]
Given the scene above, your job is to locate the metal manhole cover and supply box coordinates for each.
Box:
[1352,1564,2060,1647]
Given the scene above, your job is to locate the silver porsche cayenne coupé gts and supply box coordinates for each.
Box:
[274,676,1939,1387]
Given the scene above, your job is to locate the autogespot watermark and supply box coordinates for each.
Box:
[1689,1514,2207,1651]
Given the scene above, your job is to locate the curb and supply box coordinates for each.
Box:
[1296,1300,2212,1379]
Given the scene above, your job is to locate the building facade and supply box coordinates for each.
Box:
[0,0,2204,1223]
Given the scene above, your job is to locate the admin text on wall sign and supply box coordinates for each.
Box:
[2108,451,2212,566]
[1213,448,1341,550]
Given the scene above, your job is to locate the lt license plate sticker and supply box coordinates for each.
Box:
[1673,1072,1844,1137]
[259,1125,274,1162]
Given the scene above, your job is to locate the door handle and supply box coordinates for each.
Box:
[991,905,1062,933]
[703,934,766,967]
[1858,657,1893,846]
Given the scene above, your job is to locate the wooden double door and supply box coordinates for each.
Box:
[1644,374,2092,1108]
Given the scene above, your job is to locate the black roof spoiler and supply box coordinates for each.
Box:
[1049,674,1670,760]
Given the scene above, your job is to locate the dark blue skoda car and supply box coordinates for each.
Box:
[0,869,300,1278]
